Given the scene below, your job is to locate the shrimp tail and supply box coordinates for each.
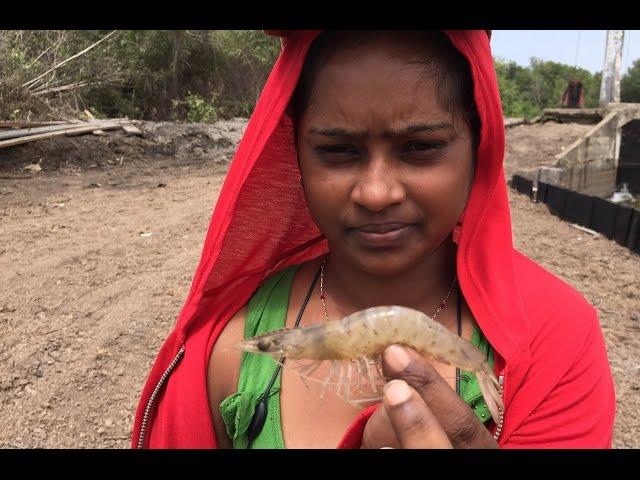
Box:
[476,370,504,424]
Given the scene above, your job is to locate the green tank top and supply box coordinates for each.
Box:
[219,265,495,449]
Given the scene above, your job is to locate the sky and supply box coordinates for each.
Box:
[491,30,640,75]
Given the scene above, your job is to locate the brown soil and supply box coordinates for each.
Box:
[504,121,593,177]
[0,120,638,448]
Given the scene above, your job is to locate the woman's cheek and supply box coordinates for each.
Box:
[304,178,348,235]
[411,176,467,233]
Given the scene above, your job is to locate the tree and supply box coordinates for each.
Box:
[493,56,602,119]
[621,59,640,103]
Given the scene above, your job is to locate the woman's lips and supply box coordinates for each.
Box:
[351,222,416,247]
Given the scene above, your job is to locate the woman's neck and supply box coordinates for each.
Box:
[322,241,457,320]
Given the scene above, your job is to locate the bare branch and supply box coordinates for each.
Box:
[32,81,91,96]
[22,30,119,90]
[25,44,54,70]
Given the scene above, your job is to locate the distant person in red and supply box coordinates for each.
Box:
[562,79,585,108]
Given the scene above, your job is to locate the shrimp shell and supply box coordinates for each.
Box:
[238,305,504,421]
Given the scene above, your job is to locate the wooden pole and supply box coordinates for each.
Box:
[0,123,123,149]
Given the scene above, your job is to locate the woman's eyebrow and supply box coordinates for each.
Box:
[308,122,453,138]
[308,127,366,138]
[389,122,454,136]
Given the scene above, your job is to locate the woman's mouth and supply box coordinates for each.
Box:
[351,222,416,247]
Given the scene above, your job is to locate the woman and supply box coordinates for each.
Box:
[132,30,616,449]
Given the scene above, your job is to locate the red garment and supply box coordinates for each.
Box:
[131,30,615,449]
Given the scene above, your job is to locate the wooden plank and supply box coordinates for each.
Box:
[121,123,142,135]
[0,121,69,129]
[0,121,115,141]
[65,123,122,137]
[82,110,106,134]
[504,118,527,129]
[66,124,119,136]
[0,123,122,149]
[84,110,106,135]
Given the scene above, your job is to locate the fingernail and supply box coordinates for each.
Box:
[384,344,411,372]
[384,379,412,406]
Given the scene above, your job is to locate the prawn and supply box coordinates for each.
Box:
[237,305,504,422]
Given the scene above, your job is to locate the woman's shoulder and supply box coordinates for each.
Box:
[207,303,246,448]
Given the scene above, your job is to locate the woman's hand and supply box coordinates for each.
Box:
[361,344,498,449]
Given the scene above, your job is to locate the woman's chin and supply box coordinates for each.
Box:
[330,232,454,278]
[349,248,433,278]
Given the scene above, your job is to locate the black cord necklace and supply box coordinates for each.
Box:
[246,266,321,448]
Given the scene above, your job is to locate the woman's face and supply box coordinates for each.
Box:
[297,33,475,276]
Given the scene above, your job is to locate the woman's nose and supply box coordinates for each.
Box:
[350,157,406,213]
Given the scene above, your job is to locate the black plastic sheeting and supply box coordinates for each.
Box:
[627,209,640,254]
[536,182,549,204]
[519,178,533,197]
[614,205,633,246]
[511,175,533,197]
[564,191,594,227]
[590,197,618,240]
[509,175,639,254]
[546,184,569,218]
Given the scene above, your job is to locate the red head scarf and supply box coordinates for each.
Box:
[132,30,615,449]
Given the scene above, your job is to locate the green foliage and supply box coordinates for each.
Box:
[2,30,638,123]
[0,30,281,122]
[88,30,282,121]
[494,57,604,119]
[622,59,640,102]
[172,92,218,123]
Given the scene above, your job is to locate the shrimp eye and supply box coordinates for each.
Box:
[257,340,271,352]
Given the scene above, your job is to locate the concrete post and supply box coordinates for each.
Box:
[599,30,625,106]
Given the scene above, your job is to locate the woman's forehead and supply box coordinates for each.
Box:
[303,50,452,126]
[315,31,454,68]
[291,30,475,137]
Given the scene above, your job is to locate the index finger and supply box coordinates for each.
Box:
[382,344,498,449]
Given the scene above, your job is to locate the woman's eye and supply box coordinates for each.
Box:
[403,141,445,153]
[314,145,360,165]
[315,145,359,155]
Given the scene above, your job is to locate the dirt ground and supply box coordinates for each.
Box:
[503,121,593,177]
[0,119,638,448]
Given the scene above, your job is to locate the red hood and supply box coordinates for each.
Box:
[132,30,535,448]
